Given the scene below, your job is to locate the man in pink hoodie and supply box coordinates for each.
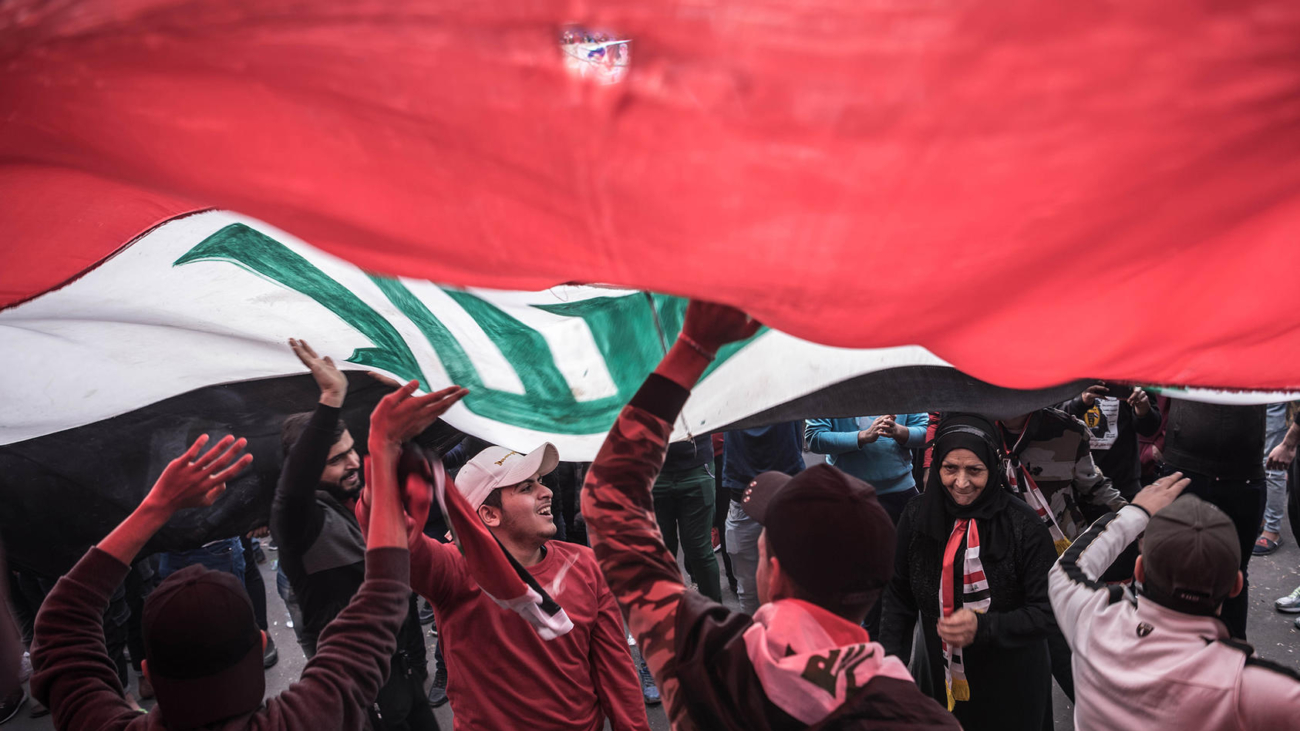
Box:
[581,300,959,731]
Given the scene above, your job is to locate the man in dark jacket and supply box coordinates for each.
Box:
[1160,399,1267,640]
[271,338,441,730]
[582,302,959,731]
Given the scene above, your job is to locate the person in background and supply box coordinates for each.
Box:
[805,413,929,522]
[1,542,26,724]
[806,412,928,637]
[651,434,721,602]
[722,424,805,614]
[272,338,441,731]
[1160,400,1266,640]
[882,413,1057,731]
[1049,475,1300,730]
[1137,394,1172,484]
[158,531,278,668]
[582,300,959,731]
[1253,402,1292,555]
[1061,384,1162,501]
[710,433,738,594]
[1264,410,1300,625]
[998,406,1126,704]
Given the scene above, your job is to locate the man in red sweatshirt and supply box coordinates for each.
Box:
[29,379,455,731]
[386,442,651,731]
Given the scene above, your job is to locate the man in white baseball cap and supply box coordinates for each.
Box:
[365,442,652,731]
[456,444,561,560]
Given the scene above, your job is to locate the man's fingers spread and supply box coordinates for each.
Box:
[203,438,248,473]
[197,435,238,467]
[183,434,210,462]
[202,483,227,506]
[211,454,254,484]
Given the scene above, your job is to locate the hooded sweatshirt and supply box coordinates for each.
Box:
[582,374,959,731]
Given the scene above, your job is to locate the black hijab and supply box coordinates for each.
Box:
[914,413,1017,560]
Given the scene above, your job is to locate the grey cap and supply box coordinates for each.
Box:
[1142,495,1240,616]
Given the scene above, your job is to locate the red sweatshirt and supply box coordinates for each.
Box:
[411,536,649,731]
[30,547,412,731]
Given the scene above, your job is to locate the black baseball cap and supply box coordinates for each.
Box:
[142,564,265,729]
[741,464,895,611]
[1141,495,1241,616]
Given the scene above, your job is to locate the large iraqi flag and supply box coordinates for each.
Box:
[4,0,1300,573]
[1,209,1091,575]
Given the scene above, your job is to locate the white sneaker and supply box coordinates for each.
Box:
[17,652,31,683]
[1275,585,1300,614]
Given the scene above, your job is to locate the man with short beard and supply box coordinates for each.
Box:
[273,338,446,731]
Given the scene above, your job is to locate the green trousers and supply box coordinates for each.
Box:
[651,463,722,602]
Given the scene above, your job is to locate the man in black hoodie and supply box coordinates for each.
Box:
[581,302,959,731]
[272,338,448,731]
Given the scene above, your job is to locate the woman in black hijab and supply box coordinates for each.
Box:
[880,414,1057,731]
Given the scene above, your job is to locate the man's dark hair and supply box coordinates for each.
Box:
[764,533,878,622]
[280,411,347,457]
[481,487,504,511]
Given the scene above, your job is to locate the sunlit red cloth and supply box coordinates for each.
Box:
[4,0,1300,390]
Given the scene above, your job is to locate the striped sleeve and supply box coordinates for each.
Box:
[1048,505,1149,649]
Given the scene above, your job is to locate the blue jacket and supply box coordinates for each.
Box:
[804,414,928,494]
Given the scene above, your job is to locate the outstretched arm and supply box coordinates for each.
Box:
[583,301,759,731]
[1049,473,1188,649]
[270,379,466,731]
[33,436,251,731]
[272,338,352,551]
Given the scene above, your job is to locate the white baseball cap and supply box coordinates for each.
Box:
[457,444,560,510]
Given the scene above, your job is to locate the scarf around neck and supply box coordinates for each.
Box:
[742,599,914,725]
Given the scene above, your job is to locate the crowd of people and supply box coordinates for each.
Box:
[3,301,1299,731]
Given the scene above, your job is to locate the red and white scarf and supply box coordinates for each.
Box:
[743,599,914,725]
[940,518,990,711]
[1002,429,1072,556]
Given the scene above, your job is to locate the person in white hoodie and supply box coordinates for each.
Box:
[1049,472,1300,731]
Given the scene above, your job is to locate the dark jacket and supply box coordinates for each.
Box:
[672,592,960,731]
[1061,391,1162,499]
[270,404,428,729]
[881,493,1057,731]
[1163,401,1266,481]
[722,423,805,499]
[664,434,712,473]
[270,404,369,649]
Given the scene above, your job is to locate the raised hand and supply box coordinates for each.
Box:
[1080,384,1109,408]
[143,435,253,515]
[290,337,348,407]
[1130,471,1190,516]
[1127,387,1151,418]
[370,380,469,453]
[680,300,762,357]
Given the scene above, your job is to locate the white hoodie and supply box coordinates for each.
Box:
[1049,506,1300,731]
